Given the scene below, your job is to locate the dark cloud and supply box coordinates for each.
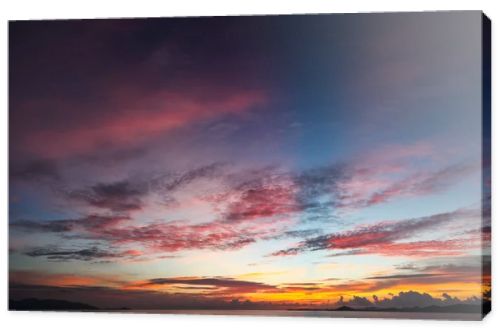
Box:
[67,181,147,212]
[269,247,303,257]
[24,246,121,261]
[331,290,481,309]
[294,165,344,204]
[11,215,128,234]
[281,282,319,286]
[10,159,60,181]
[333,295,373,309]
[394,263,418,270]
[293,166,344,223]
[266,229,323,240]
[58,163,228,216]
[163,162,226,192]
[140,276,278,296]
[326,249,366,257]
[374,290,476,308]
[281,286,321,291]
[72,147,148,166]
[12,219,75,233]
[145,277,271,289]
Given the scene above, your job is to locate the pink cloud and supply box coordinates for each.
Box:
[337,143,477,209]
[24,89,266,158]
[270,208,480,258]
[365,238,479,257]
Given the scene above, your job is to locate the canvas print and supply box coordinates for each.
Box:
[9,11,491,320]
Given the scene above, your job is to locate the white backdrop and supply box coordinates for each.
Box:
[1,1,498,333]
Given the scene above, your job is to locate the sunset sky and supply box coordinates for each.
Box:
[9,11,490,310]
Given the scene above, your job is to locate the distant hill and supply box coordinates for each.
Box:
[334,305,356,311]
[9,298,99,311]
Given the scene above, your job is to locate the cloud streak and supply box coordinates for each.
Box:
[24,246,142,262]
[270,208,480,257]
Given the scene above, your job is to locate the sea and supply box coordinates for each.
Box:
[111,309,482,321]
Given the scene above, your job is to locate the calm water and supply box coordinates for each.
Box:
[112,309,481,321]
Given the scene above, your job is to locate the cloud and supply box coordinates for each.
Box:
[163,162,227,192]
[366,164,476,206]
[11,212,274,254]
[266,229,323,240]
[129,276,280,298]
[12,219,75,233]
[23,246,141,262]
[373,290,475,308]
[293,165,343,206]
[334,295,374,308]
[332,290,481,309]
[144,277,273,290]
[10,159,60,182]
[198,164,344,226]
[12,215,261,253]
[269,247,303,257]
[19,90,266,159]
[366,274,443,280]
[325,250,365,257]
[394,263,418,270]
[397,255,490,283]
[270,208,479,257]
[10,158,482,259]
[223,185,297,223]
[67,180,147,212]
[331,256,487,295]
[99,220,265,253]
[365,238,479,257]
[11,215,128,234]
[9,266,483,310]
[16,202,477,258]
[10,22,269,160]
[336,143,478,210]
